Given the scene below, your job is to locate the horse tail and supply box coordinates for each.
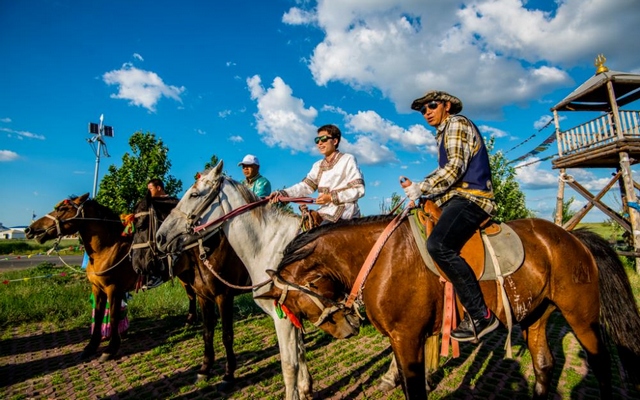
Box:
[572,228,640,387]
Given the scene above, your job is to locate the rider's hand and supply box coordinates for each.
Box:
[399,176,422,202]
[315,193,331,205]
[267,191,282,204]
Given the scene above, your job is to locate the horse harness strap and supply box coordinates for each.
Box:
[482,233,514,358]
[345,208,410,309]
[271,272,344,328]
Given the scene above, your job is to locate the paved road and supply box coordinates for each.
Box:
[0,254,84,272]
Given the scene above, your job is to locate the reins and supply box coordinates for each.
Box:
[188,194,315,291]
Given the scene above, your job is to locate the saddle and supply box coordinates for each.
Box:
[408,200,524,358]
[408,201,524,280]
[299,204,324,232]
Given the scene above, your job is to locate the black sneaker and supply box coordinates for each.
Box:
[142,275,164,291]
[451,311,499,342]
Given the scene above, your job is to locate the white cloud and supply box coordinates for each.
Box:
[229,135,244,143]
[534,115,553,130]
[283,7,317,25]
[196,129,206,135]
[0,150,19,161]
[1,127,45,140]
[0,117,11,123]
[478,125,508,138]
[103,63,185,112]
[288,0,639,118]
[247,75,318,153]
[246,75,438,164]
[515,158,558,189]
[133,53,144,61]
[219,109,232,118]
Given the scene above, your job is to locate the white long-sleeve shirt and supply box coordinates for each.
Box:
[283,152,365,222]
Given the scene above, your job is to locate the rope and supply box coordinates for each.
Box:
[201,257,271,290]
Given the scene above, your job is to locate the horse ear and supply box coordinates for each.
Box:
[214,160,224,174]
[78,193,90,203]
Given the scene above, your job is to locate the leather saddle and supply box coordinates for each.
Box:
[408,201,524,281]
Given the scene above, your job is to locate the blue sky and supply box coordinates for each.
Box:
[2,0,639,227]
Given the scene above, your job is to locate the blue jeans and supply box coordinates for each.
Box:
[427,196,490,320]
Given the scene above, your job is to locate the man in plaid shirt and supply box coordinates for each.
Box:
[400,90,499,342]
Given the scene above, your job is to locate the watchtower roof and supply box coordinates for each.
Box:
[552,70,640,112]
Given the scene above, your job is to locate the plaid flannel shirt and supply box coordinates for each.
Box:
[418,115,496,216]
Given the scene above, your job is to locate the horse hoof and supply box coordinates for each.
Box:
[79,350,95,360]
[196,373,209,382]
[377,380,397,392]
[217,378,235,392]
[99,353,115,362]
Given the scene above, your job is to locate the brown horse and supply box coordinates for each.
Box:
[259,212,640,399]
[130,191,249,384]
[24,193,197,362]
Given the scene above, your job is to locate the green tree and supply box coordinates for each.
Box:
[379,192,404,215]
[552,196,576,224]
[96,131,182,214]
[487,137,533,222]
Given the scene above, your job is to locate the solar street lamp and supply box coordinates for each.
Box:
[87,114,114,198]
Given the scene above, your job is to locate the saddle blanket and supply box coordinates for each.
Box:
[408,213,524,280]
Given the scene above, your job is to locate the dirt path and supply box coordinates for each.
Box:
[1,313,637,399]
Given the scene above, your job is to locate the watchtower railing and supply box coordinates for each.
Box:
[557,110,640,156]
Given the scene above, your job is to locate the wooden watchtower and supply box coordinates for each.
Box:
[551,55,640,271]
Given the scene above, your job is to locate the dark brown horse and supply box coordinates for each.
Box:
[24,193,197,362]
[130,192,249,384]
[259,212,640,399]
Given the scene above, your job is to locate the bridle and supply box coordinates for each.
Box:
[43,199,89,238]
[38,197,132,276]
[270,270,363,330]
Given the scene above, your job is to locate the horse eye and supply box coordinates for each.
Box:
[189,191,200,198]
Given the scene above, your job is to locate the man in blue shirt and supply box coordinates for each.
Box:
[238,154,271,198]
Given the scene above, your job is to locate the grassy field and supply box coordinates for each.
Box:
[1,247,640,399]
[0,238,83,256]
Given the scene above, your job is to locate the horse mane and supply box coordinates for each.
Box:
[68,195,121,221]
[277,214,395,272]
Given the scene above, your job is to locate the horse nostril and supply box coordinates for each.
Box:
[25,228,31,234]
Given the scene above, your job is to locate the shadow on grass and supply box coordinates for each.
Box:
[0,315,201,389]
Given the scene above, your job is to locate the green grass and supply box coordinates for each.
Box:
[0,238,83,255]
[0,262,264,332]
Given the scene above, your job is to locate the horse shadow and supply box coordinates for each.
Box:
[0,315,200,389]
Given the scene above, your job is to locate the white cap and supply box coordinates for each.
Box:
[238,154,260,166]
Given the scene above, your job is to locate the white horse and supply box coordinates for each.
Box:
[156,161,313,400]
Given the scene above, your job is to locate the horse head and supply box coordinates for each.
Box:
[25,193,91,243]
[156,160,248,254]
[257,266,360,339]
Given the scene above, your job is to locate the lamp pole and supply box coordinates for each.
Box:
[87,114,114,198]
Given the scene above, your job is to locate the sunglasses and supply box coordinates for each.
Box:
[420,101,441,114]
[314,135,334,144]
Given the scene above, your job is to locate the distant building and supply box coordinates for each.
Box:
[0,223,27,240]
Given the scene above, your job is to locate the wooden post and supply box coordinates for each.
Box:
[607,81,640,272]
[553,110,565,225]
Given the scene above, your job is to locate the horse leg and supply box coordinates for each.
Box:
[217,293,237,389]
[378,354,401,392]
[562,306,612,398]
[256,298,312,400]
[81,286,105,359]
[390,335,427,400]
[183,281,198,326]
[100,290,123,361]
[521,306,556,399]
[196,294,217,382]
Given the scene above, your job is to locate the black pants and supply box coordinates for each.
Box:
[427,196,489,320]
